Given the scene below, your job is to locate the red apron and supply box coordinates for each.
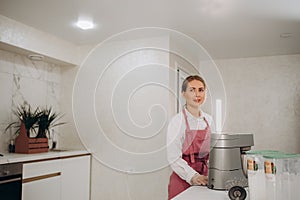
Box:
[168,109,211,200]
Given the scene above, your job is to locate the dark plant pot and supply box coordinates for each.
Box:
[15,122,49,154]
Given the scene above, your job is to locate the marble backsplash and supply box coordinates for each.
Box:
[0,49,62,153]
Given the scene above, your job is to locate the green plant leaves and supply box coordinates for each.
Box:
[4,104,65,138]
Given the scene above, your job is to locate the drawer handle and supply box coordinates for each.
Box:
[0,177,22,184]
[22,172,61,183]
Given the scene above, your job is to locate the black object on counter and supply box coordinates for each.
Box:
[8,140,15,153]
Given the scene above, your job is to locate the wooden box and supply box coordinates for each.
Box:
[15,123,49,154]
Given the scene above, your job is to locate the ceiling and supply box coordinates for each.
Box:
[1,0,300,59]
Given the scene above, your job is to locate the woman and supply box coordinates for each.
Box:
[167,75,212,199]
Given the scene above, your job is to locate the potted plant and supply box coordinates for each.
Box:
[5,104,40,137]
[36,107,65,138]
[5,104,65,153]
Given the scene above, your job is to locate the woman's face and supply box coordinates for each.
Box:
[182,80,206,108]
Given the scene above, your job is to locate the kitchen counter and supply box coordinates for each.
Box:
[0,149,90,164]
[172,186,249,200]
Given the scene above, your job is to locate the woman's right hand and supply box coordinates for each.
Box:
[191,173,208,186]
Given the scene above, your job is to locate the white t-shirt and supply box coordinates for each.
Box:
[167,107,213,185]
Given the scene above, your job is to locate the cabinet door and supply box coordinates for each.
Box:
[22,176,61,200]
[22,159,61,200]
[61,155,90,200]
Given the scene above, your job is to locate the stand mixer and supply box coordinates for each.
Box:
[207,133,254,200]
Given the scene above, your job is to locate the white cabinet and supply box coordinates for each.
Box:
[61,155,90,200]
[22,154,91,200]
[22,175,61,200]
[22,159,61,200]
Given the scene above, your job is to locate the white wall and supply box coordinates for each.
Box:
[215,54,300,153]
[0,15,86,151]
[0,49,63,152]
[67,35,173,200]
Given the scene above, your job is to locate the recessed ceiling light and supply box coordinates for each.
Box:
[28,54,44,61]
[76,20,95,30]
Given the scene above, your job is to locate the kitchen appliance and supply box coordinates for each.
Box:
[207,133,254,200]
[0,162,23,200]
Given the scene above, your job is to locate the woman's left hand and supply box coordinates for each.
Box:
[191,173,208,186]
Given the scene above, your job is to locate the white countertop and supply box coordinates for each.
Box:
[172,186,249,200]
[0,149,90,164]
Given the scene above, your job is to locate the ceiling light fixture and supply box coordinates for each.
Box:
[28,54,44,61]
[76,20,95,30]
